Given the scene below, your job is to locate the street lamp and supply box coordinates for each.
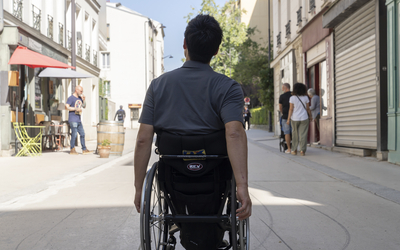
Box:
[163,55,173,59]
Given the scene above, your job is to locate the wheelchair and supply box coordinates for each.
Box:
[139,130,249,250]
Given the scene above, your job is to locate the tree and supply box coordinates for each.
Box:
[185,0,247,78]
[232,28,274,111]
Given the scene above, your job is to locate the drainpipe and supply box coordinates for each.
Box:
[0,0,4,32]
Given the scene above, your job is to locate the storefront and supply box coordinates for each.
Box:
[323,0,387,158]
[301,10,332,145]
[0,28,72,155]
[386,0,400,163]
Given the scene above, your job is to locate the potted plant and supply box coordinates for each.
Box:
[98,139,111,158]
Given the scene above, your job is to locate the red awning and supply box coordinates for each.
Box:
[8,46,75,69]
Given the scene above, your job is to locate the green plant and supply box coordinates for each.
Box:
[101,139,111,146]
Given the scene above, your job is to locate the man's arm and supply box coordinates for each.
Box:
[279,104,283,114]
[134,123,154,213]
[65,103,81,112]
[225,121,252,220]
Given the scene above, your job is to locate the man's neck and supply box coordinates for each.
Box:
[73,92,79,98]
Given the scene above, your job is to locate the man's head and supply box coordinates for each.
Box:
[120,105,123,109]
[184,14,223,64]
[282,83,290,93]
[75,86,83,96]
[307,88,316,97]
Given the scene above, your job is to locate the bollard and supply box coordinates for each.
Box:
[268,110,272,132]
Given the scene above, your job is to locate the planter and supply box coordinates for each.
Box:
[98,145,111,158]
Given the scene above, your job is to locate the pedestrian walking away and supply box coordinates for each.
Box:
[279,83,292,153]
[308,88,320,133]
[134,14,251,250]
[65,86,92,155]
[114,105,126,123]
[287,83,312,156]
[243,106,251,130]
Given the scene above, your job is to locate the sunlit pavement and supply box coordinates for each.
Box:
[1,128,400,249]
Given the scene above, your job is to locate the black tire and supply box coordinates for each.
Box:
[230,177,238,249]
[140,163,169,250]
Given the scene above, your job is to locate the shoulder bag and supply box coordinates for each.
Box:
[296,96,311,119]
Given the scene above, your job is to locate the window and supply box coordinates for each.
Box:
[102,52,110,69]
[131,108,139,120]
[103,81,111,97]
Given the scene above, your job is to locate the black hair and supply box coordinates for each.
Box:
[292,83,307,96]
[184,14,223,63]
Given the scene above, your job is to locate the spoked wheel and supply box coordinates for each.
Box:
[140,163,169,250]
[238,218,250,250]
[230,177,250,250]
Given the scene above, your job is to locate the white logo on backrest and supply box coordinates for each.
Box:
[187,163,203,171]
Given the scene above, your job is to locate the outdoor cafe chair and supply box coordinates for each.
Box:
[13,122,44,157]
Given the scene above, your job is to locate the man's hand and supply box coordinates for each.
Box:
[286,119,290,125]
[81,94,86,102]
[236,185,252,220]
[134,187,142,213]
[76,108,82,112]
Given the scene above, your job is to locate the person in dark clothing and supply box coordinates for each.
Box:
[114,105,126,122]
[243,106,251,130]
[279,83,292,153]
[134,14,251,250]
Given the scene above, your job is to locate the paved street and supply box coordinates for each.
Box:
[1,128,400,250]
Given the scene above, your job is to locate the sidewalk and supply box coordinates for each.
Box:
[246,128,400,205]
[0,128,138,204]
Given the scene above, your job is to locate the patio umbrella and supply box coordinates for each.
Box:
[8,46,75,69]
[38,68,92,79]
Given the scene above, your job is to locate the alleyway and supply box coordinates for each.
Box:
[0,129,400,249]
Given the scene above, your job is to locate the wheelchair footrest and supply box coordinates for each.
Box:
[164,215,230,223]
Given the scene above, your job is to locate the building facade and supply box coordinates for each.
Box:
[323,0,388,160]
[104,2,165,128]
[0,0,107,156]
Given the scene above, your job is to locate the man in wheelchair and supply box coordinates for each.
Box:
[134,14,252,250]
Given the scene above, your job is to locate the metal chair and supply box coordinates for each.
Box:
[13,122,44,157]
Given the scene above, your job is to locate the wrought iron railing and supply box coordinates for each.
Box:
[48,15,53,39]
[277,32,281,47]
[68,31,71,51]
[13,0,23,21]
[309,0,316,12]
[59,23,64,46]
[297,7,302,26]
[77,38,82,57]
[85,44,90,62]
[93,50,98,67]
[32,5,41,31]
[285,21,291,38]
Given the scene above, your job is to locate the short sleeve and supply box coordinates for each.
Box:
[220,82,244,124]
[138,82,155,125]
[66,96,74,106]
[279,95,283,104]
[289,96,294,104]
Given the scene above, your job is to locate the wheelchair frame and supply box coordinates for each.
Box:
[139,154,249,250]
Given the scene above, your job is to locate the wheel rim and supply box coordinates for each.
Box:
[144,165,168,249]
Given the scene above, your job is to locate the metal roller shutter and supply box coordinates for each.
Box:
[334,1,377,149]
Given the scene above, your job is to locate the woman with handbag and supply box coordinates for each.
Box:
[286,83,312,156]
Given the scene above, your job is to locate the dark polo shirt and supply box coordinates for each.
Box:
[139,60,244,135]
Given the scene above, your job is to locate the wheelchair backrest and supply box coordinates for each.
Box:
[156,130,229,177]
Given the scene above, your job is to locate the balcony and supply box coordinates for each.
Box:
[93,50,98,67]
[285,21,291,39]
[85,44,90,62]
[68,31,71,51]
[77,38,82,57]
[297,7,302,26]
[13,0,23,21]
[59,23,64,46]
[277,32,281,48]
[309,0,316,13]
[32,5,41,32]
[48,15,53,40]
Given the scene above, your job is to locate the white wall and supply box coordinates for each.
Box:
[105,3,164,128]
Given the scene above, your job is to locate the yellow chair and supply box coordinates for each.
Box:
[13,123,45,157]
